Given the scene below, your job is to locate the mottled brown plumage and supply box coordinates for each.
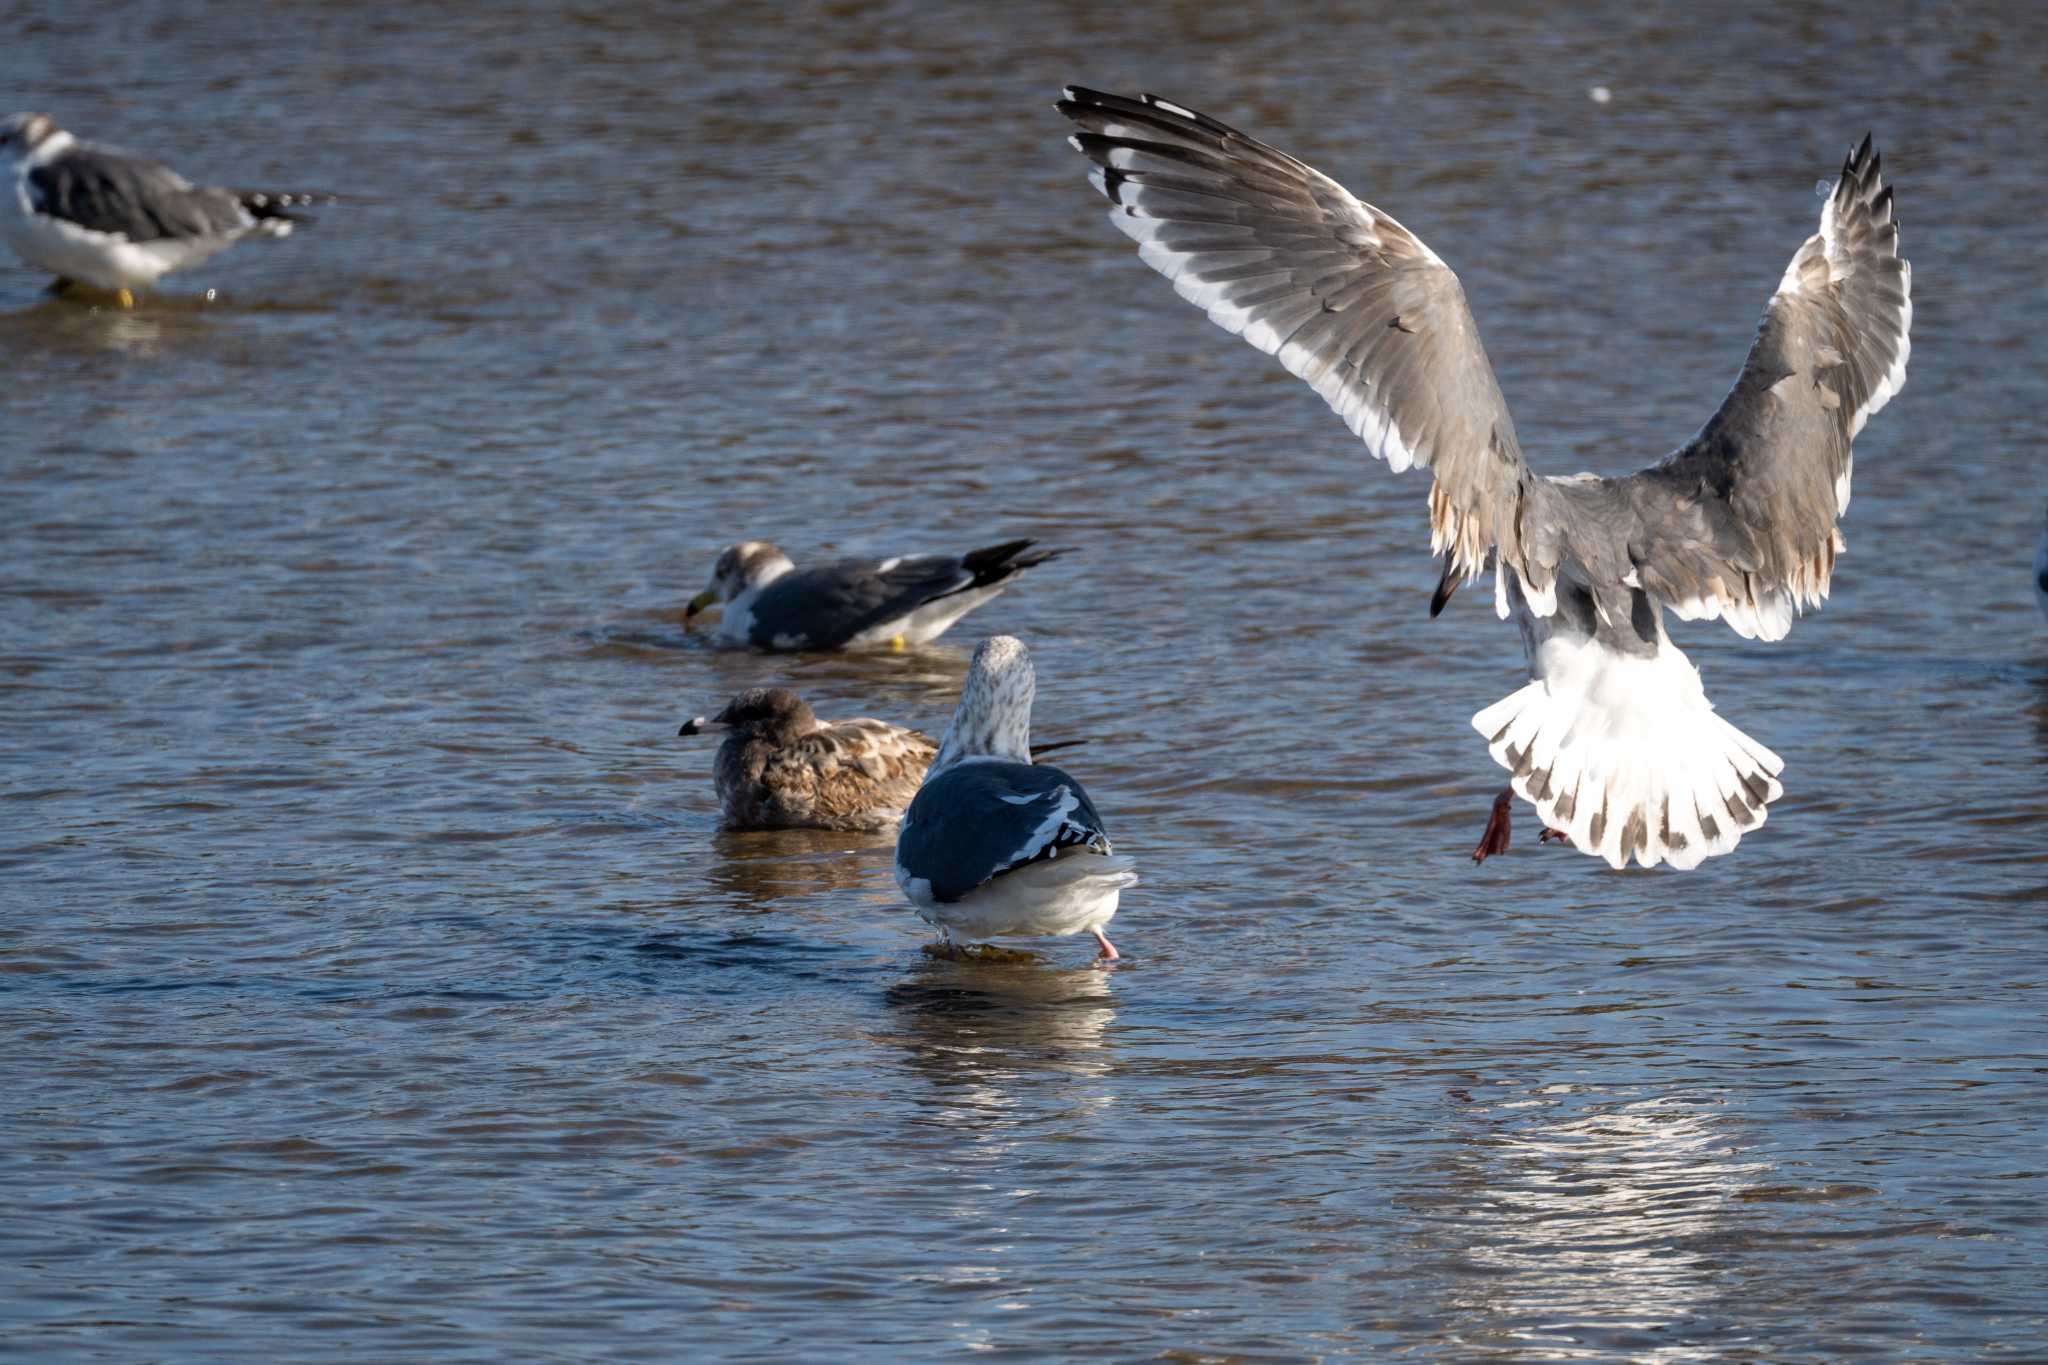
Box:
[679,688,934,832]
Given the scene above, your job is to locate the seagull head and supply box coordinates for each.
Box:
[0,113,62,164]
[679,687,816,740]
[686,540,794,618]
[931,635,1035,772]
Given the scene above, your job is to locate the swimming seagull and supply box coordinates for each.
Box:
[679,687,936,832]
[895,636,1138,960]
[685,538,1065,651]
[1060,87,1911,870]
[0,112,328,307]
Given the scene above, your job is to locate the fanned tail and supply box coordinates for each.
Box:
[1471,639,1785,871]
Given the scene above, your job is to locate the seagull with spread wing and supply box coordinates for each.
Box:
[1059,87,1910,870]
[0,113,327,307]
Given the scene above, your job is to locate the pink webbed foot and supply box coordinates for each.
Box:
[1091,928,1120,963]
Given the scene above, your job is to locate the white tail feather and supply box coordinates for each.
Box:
[1472,634,1785,871]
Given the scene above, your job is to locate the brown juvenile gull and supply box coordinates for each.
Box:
[0,113,328,307]
[1060,87,1910,870]
[894,636,1138,961]
[679,687,935,832]
[685,538,1064,651]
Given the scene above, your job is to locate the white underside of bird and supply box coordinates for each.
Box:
[898,847,1139,942]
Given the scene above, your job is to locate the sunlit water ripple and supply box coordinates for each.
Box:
[3,0,2046,1358]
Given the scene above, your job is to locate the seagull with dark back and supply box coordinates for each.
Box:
[895,636,1137,961]
[685,538,1065,651]
[1059,87,1910,871]
[0,112,329,306]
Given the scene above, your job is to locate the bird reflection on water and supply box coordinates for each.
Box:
[883,957,1119,1096]
[1415,1090,1772,1353]
[698,826,901,908]
[1,294,183,356]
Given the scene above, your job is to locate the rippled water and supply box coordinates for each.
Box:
[4,1,2046,1358]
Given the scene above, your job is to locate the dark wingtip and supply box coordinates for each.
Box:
[1429,556,1460,618]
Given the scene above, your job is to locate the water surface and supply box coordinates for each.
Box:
[3,1,2046,1358]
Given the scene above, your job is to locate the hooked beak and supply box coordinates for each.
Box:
[680,705,734,736]
[684,589,719,620]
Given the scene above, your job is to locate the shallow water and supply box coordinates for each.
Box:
[4,0,2047,1358]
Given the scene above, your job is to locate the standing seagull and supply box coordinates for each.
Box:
[0,112,325,306]
[895,636,1137,960]
[1060,87,1910,871]
[686,538,1064,651]
[679,687,935,832]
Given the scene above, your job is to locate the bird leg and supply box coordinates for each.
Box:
[1472,787,1569,863]
[1091,928,1120,962]
[47,278,137,310]
[1471,788,1514,863]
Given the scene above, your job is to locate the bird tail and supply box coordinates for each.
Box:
[236,189,336,236]
[1470,637,1784,871]
[956,539,1069,592]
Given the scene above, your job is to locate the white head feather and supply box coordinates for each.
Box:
[929,635,1035,773]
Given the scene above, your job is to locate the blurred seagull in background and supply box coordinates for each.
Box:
[1060,87,1910,871]
[895,636,1137,962]
[679,687,934,832]
[0,112,329,307]
[2034,506,2048,623]
[686,538,1065,651]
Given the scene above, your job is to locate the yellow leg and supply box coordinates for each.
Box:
[889,634,907,652]
[115,288,136,310]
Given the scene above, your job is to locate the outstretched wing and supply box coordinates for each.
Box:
[1058,86,1536,588]
[896,761,1109,903]
[1603,136,1910,640]
[28,146,250,241]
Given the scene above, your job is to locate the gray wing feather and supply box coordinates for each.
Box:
[896,761,1109,903]
[29,146,251,241]
[747,555,972,648]
[1598,136,1910,640]
[1059,86,1536,588]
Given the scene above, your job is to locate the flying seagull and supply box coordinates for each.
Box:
[895,636,1137,960]
[679,687,936,832]
[1059,86,1910,870]
[685,538,1064,651]
[0,112,327,306]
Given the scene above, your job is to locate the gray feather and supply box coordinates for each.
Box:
[29,147,252,241]
[895,761,1110,903]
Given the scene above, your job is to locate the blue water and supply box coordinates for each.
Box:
[3,0,2046,1358]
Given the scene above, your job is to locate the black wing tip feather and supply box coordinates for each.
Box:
[960,538,1070,585]
[1057,85,1246,141]
[237,188,338,223]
